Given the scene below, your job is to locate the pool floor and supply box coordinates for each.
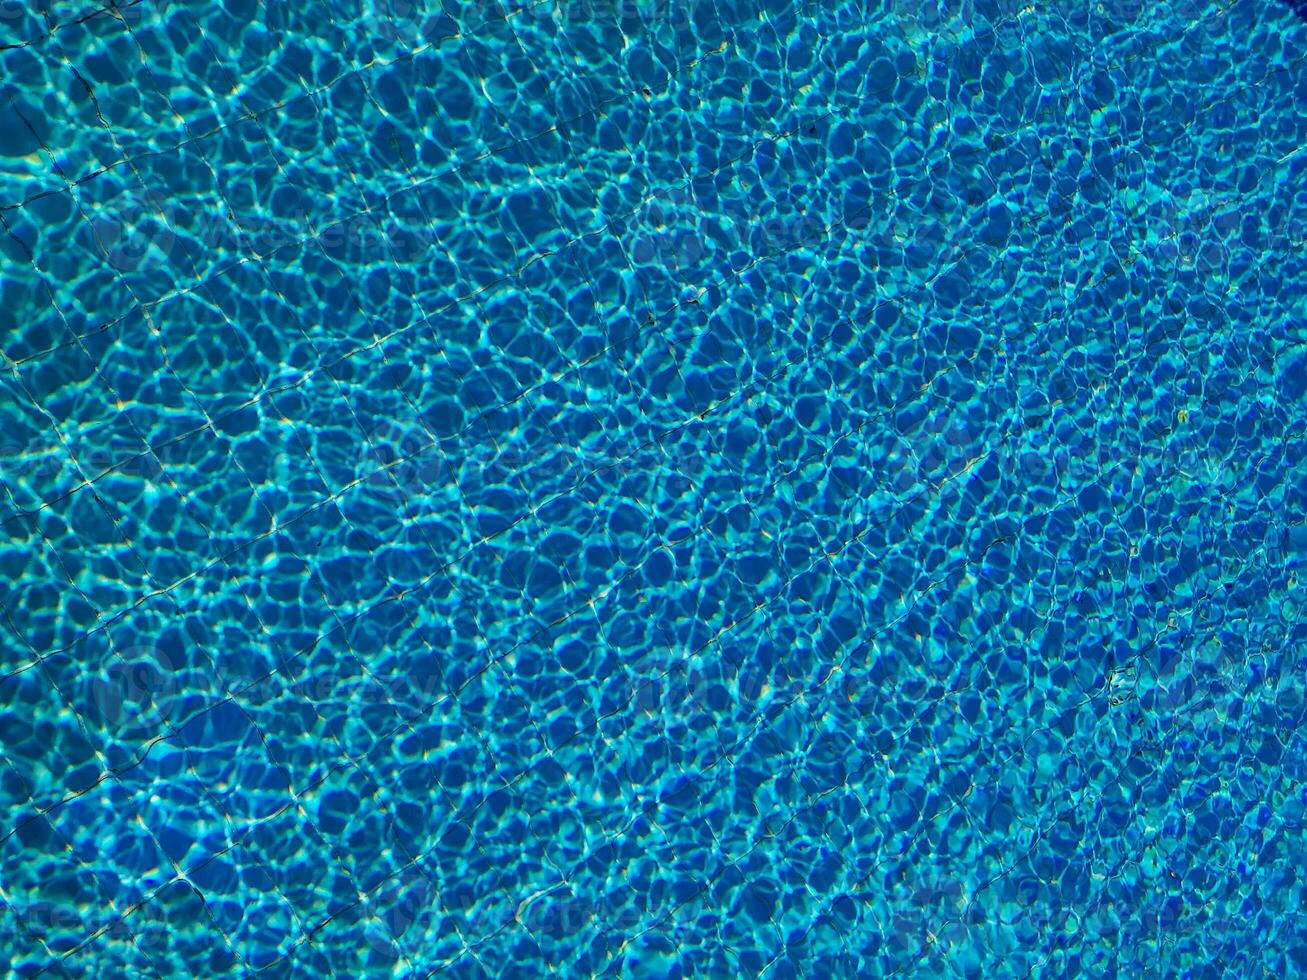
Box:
[1,0,1306,975]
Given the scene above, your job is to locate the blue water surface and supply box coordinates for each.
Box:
[1,0,1306,975]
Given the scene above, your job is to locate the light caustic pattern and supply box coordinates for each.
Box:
[1,0,1306,976]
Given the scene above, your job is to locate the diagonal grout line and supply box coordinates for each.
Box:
[2,21,784,700]
[0,15,757,518]
[347,244,1275,966]
[0,491,264,970]
[7,5,1296,977]
[0,228,223,980]
[605,506,1223,977]
[0,94,841,661]
[17,192,1296,980]
[3,16,445,969]
[0,55,977,674]
[0,0,735,223]
[0,735,182,977]
[0,84,1171,872]
[2,136,1113,768]
[402,514,1014,977]
[0,0,1268,236]
[0,824,116,978]
[0,0,138,52]
[4,6,812,377]
[449,7,857,961]
[209,321,1024,966]
[669,376,1301,966]
[365,21,798,960]
[5,290,977,966]
[0,224,909,716]
[316,17,649,962]
[0,24,784,966]
[2,13,805,966]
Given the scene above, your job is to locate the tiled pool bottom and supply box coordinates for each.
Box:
[3,0,1307,975]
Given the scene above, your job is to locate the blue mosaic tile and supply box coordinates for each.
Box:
[2,0,1307,975]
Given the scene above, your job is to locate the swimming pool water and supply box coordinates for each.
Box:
[1,0,1306,975]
